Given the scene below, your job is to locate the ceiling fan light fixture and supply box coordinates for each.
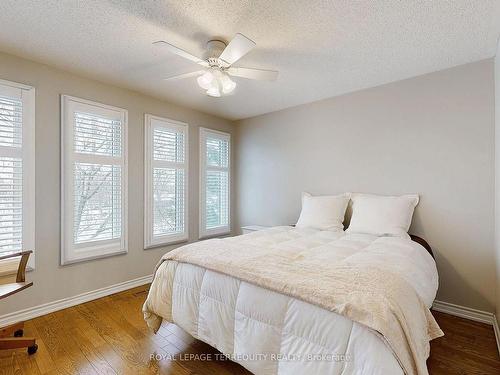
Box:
[221,74,236,94]
[206,86,221,97]
[154,33,279,97]
[197,70,214,90]
[199,69,235,97]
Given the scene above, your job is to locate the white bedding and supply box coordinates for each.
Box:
[144,227,439,375]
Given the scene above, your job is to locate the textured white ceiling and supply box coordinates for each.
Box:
[0,1,499,120]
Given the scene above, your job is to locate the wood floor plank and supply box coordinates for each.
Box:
[23,321,55,374]
[0,349,14,375]
[54,305,117,375]
[47,310,99,375]
[79,329,135,375]
[69,328,117,375]
[75,300,159,374]
[16,351,41,374]
[32,315,81,375]
[427,311,500,374]
[1,286,499,374]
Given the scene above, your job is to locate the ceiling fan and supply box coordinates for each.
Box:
[153,33,279,97]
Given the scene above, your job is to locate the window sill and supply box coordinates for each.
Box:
[144,238,189,250]
[0,257,34,277]
[61,249,127,266]
[199,231,232,240]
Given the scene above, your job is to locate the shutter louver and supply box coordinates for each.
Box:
[200,129,230,236]
[75,112,122,156]
[150,125,186,239]
[0,96,22,148]
[0,157,22,251]
[0,94,23,254]
[153,127,185,163]
[73,163,122,243]
[205,170,228,229]
[153,168,185,236]
[206,137,229,168]
[72,111,123,245]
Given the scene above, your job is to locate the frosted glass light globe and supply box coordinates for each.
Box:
[207,85,221,97]
[198,69,236,97]
[197,71,214,90]
[221,74,236,94]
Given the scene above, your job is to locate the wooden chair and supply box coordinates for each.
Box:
[0,251,37,354]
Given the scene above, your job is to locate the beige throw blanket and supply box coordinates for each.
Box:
[145,237,443,375]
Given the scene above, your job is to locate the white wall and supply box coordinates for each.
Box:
[495,38,500,324]
[0,51,235,315]
[236,60,496,312]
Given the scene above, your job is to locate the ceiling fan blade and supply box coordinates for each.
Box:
[153,41,208,67]
[227,67,279,81]
[219,33,256,65]
[163,70,206,81]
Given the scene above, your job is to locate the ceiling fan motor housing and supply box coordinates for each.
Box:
[206,39,227,66]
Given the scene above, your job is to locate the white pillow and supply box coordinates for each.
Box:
[296,192,350,231]
[347,193,419,237]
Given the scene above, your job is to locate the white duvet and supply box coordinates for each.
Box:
[144,227,439,375]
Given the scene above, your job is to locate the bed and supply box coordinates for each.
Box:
[143,226,442,375]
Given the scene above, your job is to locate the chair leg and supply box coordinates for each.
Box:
[0,337,35,349]
[0,322,24,338]
[0,321,37,354]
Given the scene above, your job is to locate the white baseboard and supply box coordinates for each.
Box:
[0,274,152,327]
[432,300,500,355]
[432,300,495,325]
[494,316,500,356]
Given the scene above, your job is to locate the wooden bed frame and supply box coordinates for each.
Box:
[410,235,434,258]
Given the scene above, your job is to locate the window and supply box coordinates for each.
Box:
[61,95,127,264]
[199,128,230,238]
[144,115,188,247]
[0,79,35,267]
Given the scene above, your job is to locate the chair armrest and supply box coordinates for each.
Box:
[0,250,32,262]
[0,251,32,282]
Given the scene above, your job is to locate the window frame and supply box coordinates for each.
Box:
[199,127,231,239]
[144,114,189,248]
[60,95,128,265]
[0,79,35,270]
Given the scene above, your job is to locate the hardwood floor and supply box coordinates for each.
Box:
[0,285,498,374]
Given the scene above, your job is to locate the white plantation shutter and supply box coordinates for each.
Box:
[73,163,122,243]
[0,96,22,148]
[61,96,127,264]
[0,80,35,263]
[73,112,122,244]
[200,128,230,237]
[205,170,229,228]
[0,95,23,253]
[0,158,22,251]
[74,113,122,156]
[144,115,188,247]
